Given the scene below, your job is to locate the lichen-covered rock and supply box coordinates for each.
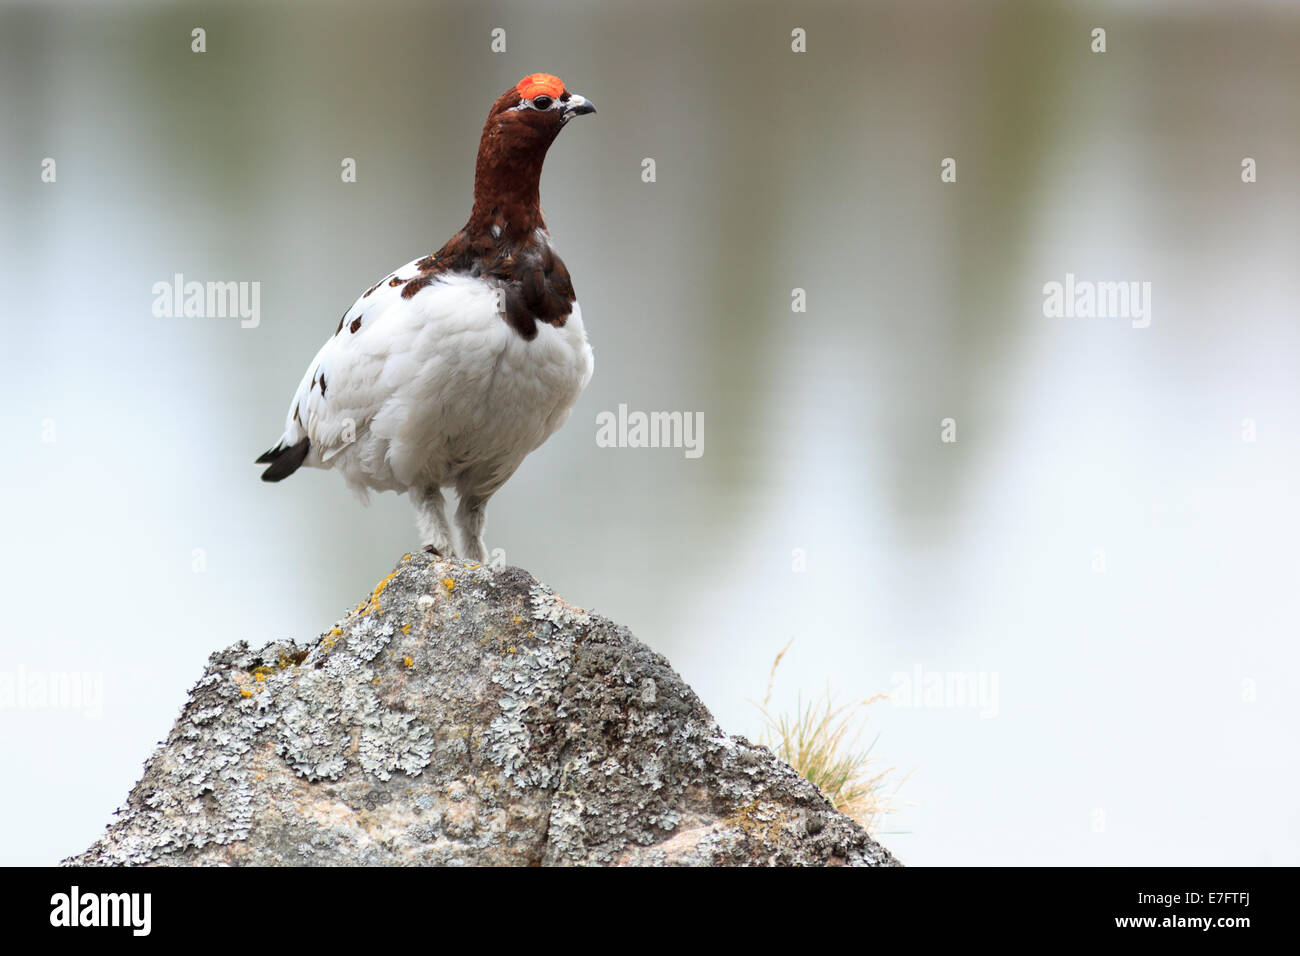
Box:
[66,556,899,867]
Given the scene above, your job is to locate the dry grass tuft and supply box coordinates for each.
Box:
[756,640,908,834]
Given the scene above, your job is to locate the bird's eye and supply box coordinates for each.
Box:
[532,95,553,110]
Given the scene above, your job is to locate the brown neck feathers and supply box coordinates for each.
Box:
[467,114,559,239]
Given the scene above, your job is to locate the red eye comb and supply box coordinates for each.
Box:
[517,73,564,100]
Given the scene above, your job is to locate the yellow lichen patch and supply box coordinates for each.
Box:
[723,800,790,841]
[441,577,455,592]
[275,651,307,669]
[361,569,402,617]
[239,688,253,699]
[513,616,522,625]
[372,676,382,685]
[403,656,414,668]
[401,624,411,635]
[320,626,342,651]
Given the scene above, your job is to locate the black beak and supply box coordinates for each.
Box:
[565,94,597,118]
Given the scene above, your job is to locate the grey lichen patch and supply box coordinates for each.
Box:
[358,710,434,780]
[529,580,591,628]
[349,624,395,663]
[486,621,576,789]
[66,557,899,867]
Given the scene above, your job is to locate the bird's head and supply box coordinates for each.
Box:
[492,74,596,134]
[478,74,596,163]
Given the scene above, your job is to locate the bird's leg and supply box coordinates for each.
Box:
[454,493,489,564]
[414,486,455,557]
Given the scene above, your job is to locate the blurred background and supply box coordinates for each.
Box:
[2,0,1298,866]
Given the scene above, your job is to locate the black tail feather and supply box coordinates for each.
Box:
[257,437,311,482]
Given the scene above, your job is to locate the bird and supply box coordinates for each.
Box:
[256,73,596,563]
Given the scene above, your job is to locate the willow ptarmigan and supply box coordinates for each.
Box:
[256,74,596,562]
